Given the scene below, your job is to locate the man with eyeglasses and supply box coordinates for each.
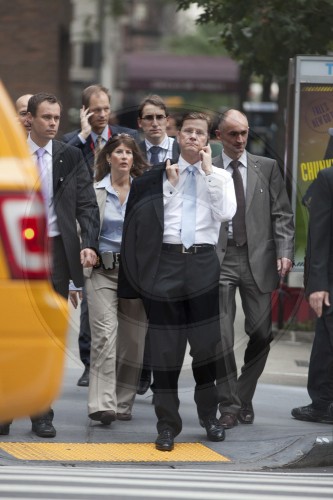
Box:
[119,111,236,451]
[62,84,139,388]
[136,94,180,396]
[137,94,180,167]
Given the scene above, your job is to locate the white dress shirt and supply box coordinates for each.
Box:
[162,155,236,245]
[28,135,60,237]
[145,134,175,163]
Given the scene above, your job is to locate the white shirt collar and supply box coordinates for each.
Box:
[27,134,53,156]
[222,150,247,169]
[145,134,170,151]
[178,155,203,175]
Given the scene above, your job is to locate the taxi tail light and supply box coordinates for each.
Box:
[0,193,50,279]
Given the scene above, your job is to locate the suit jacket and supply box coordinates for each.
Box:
[305,166,333,297]
[118,165,166,299]
[62,125,139,176]
[118,160,236,299]
[139,138,180,163]
[52,140,100,287]
[213,152,294,293]
[83,183,107,280]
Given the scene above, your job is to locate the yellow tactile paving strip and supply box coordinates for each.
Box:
[0,442,230,462]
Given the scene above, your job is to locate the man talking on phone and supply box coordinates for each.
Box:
[118,111,236,451]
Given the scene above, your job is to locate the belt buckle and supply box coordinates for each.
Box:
[181,245,194,254]
[100,251,115,270]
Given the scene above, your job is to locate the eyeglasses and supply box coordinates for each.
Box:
[181,128,207,137]
[141,114,166,122]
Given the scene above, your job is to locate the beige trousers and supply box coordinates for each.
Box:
[85,266,147,416]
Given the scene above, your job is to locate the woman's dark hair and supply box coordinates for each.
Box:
[95,133,150,181]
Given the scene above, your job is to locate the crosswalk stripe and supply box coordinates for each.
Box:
[0,467,333,499]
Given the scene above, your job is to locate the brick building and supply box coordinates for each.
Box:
[0,0,72,131]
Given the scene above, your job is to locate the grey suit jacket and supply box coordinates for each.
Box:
[52,140,100,287]
[213,152,294,293]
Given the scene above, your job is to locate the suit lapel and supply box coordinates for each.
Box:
[149,167,164,229]
[52,140,66,194]
[212,154,224,170]
[95,187,107,233]
[246,153,259,212]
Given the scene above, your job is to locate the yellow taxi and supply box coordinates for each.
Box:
[0,81,68,422]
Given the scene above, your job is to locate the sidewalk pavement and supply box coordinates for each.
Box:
[0,298,332,470]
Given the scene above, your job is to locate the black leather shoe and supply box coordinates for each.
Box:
[0,423,10,435]
[202,417,225,442]
[89,410,116,425]
[31,414,56,438]
[155,429,174,451]
[77,366,90,387]
[137,378,151,395]
[238,402,254,424]
[291,404,333,424]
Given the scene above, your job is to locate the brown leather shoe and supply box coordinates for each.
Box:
[219,413,238,429]
[238,402,254,424]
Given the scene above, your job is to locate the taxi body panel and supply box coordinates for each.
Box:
[0,81,68,421]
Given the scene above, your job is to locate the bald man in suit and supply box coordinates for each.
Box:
[213,109,294,429]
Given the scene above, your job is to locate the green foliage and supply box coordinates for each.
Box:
[164,23,228,56]
[176,0,333,80]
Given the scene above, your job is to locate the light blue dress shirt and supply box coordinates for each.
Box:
[97,173,129,254]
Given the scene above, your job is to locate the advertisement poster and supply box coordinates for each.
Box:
[293,83,333,269]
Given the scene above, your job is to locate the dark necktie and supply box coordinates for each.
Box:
[149,146,162,165]
[230,160,247,246]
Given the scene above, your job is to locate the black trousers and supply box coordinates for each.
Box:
[144,248,222,436]
[308,309,333,410]
[49,235,71,300]
[78,287,91,368]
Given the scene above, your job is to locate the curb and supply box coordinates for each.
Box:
[286,435,333,468]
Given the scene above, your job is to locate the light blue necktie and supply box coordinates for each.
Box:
[36,147,49,209]
[181,166,197,249]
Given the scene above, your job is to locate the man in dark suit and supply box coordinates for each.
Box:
[292,167,333,423]
[136,94,180,395]
[0,92,99,438]
[213,109,294,429]
[62,84,138,386]
[62,84,138,177]
[119,111,236,451]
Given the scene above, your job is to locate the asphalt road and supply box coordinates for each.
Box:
[0,294,332,474]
